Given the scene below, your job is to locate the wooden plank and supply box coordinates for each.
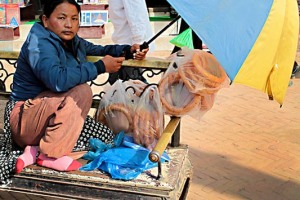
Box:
[0,50,170,70]
[0,50,19,59]
[86,56,170,70]
[2,147,192,199]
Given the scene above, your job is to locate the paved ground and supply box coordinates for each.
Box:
[146,34,300,200]
[1,22,300,200]
[178,35,300,199]
[181,77,300,200]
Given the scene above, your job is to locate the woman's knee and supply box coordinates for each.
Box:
[67,84,93,114]
[73,84,93,99]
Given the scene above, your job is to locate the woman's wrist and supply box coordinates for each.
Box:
[124,46,134,59]
[94,60,106,74]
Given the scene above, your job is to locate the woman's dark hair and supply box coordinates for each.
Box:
[39,0,81,25]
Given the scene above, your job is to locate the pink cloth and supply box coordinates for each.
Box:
[10,83,92,158]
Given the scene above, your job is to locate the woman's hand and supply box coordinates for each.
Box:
[131,44,149,60]
[102,55,125,73]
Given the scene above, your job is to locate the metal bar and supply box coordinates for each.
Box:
[171,120,181,147]
[147,15,181,45]
[156,161,162,180]
[149,117,181,163]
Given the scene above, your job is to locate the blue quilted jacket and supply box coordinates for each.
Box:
[11,22,131,101]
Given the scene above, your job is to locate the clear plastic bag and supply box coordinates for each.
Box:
[123,79,148,111]
[158,50,200,117]
[96,80,134,134]
[123,79,148,98]
[132,85,164,150]
[177,49,230,95]
[158,48,229,119]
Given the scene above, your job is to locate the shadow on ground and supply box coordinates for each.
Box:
[187,147,300,200]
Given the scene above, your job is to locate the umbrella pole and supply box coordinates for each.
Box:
[140,15,181,50]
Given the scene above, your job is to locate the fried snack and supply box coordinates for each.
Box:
[199,94,215,112]
[192,51,227,88]
[97,103,133,134]
[133,88,164,148]
[178,52,227,95]
[133,110,155,147]
[158,72,201,116]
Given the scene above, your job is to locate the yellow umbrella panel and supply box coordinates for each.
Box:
[234,0,299,105]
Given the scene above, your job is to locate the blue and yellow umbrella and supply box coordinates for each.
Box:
[167,0,299,105]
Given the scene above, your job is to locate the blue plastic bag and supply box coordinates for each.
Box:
[80,133,170,180]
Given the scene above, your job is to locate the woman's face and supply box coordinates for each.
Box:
[42,2,79,43]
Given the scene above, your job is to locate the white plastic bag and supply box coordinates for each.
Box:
[96,80,134,134]
[132,85,164,150]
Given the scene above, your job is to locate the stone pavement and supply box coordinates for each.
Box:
[179,35,300,200]
[148,34,300,199]
[181,78,300,200]
[1,22,300,200]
